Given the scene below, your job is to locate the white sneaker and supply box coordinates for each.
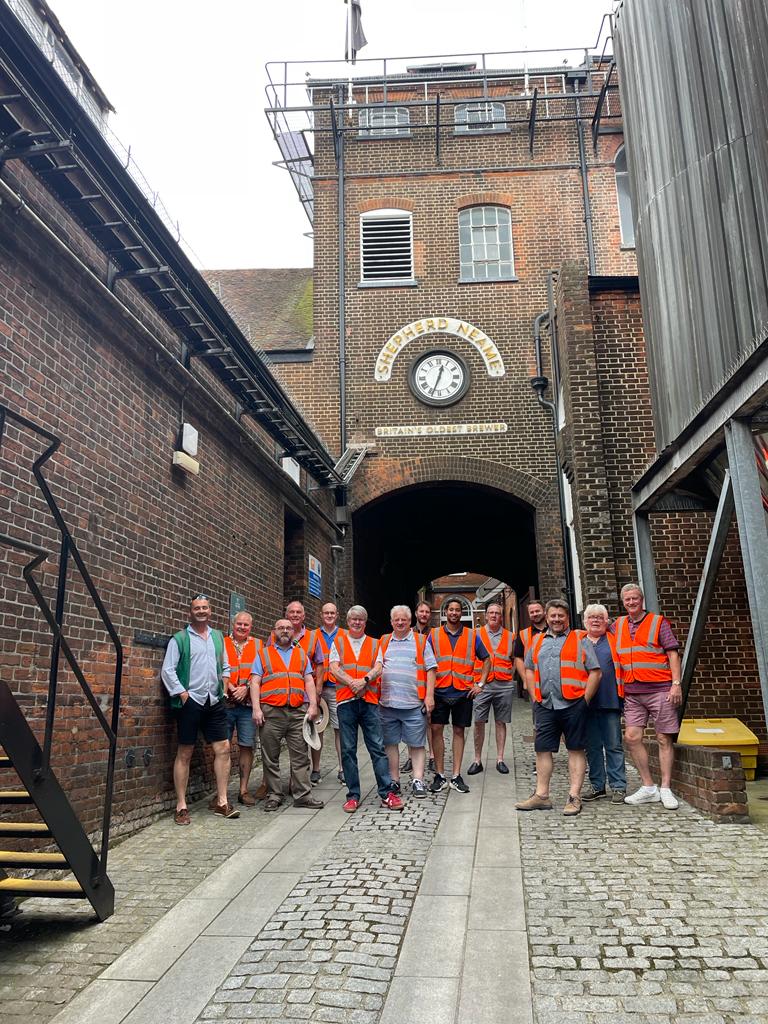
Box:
[659,787,679,810]
[624,786,660,805]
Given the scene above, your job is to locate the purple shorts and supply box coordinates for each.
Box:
[624,688,679,734]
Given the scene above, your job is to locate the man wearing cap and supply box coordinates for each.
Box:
[251,619,324,811]
[161,594,239,824]
[329,605,403,813]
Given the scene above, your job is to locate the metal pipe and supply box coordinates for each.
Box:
[337,87,347,455]
[573,78,596,275]
[531,311,577,617]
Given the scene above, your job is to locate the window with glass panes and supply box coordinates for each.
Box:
[615,146,635,248]
[359,106,410,137]
[458,206,515,281]
[455,101,506,133]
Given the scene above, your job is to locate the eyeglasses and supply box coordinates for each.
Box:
[191,593,210,602]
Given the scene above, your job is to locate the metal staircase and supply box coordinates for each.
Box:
[0,404,122,921]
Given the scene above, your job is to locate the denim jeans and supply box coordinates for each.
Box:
[337,699,392,800]
[585,708,626,791]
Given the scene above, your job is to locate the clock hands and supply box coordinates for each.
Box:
[430,364,445,395]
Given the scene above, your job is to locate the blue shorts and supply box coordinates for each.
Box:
[226,703,255,747]
[380,704,427,748]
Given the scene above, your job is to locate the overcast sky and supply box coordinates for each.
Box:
[49,0,615,269]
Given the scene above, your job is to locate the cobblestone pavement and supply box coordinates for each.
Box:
[512,706,768,1024]
[196,787,447,1024]
[0,746,341,1023]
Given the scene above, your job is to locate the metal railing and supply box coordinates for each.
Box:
[0,403,122,875]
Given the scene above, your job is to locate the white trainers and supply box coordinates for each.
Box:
[624,785,661,805]
[659,787,679,810]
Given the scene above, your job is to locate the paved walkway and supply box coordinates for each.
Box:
[1,706,768,1024]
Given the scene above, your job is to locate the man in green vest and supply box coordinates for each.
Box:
[161,594,239,824]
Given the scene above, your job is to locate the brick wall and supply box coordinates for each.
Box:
[0,163,342,840]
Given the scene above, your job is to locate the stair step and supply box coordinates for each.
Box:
[0,821,51,838]
[0,877,85,898]
[0,850,67,868]
[0,789,32,804]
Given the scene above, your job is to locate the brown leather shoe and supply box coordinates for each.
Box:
[515,792,553,811]
[238,791,256,806]
[563,794,582,816]
[174,807,190,825]
[211,802,240,819]
[293,796,324,809]
[254,781,268,801]
[207,796,218,811]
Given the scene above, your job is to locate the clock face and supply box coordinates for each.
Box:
[409,351,470,406]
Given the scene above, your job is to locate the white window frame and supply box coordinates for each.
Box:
[359,208,415,286]
[358,106,411,137]
[458,206,515,282]
[615,145,636,248]
[455,101,506,134]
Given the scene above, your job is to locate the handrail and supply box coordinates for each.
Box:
[0,403,122,877]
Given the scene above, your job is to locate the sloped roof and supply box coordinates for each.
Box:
[202,268,313,352]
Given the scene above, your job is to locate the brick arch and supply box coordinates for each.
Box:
[357,197,416,214]
[454,192,514,211]
[349,454,550,514]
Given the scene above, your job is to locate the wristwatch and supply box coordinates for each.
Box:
[671,680,681,686]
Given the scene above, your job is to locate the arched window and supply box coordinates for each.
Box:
[359,106,410,137]
[455,101,506,133]
[360,209,414,284]
[458,206,515,282]
[615,145,635,248]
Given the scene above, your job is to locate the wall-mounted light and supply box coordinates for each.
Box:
[173,421,200,474]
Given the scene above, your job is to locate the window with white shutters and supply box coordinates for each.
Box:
[360,210,414,284]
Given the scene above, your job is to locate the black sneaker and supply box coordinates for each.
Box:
[467,761,483,776]
[450,775,470,794]
[390,779,401,795]
[582,787,607,802]
[400,757,413,772]
[430,773,446,793]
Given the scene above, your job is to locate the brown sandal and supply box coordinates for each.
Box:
[174,807,191,825]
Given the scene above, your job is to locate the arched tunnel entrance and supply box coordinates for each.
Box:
[352,482,538,635]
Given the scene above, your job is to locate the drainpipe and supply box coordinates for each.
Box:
[337,86,347,454]
[572,74,596,276]
[530,311,577,619]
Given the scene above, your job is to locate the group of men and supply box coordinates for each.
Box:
[161,582,682,822]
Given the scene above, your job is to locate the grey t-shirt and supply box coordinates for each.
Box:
[524,630,600,710]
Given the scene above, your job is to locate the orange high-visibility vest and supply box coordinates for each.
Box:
[259,645,307,708]
[224,636,262,704]
[379,632,428,700]
[474,626,515,683]
[295,628,318,659]
[333,630,379,705]
[315,630,338,687]
[431,626,477,692]
[530,629,590,703]
[614,614,673,685]
[520,626,544,652]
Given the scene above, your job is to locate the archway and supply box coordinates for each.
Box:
[352,481,538,634]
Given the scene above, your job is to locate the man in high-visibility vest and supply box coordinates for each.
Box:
[329,605,403,813]
[516,599,601,816]
[251,618,324,812]
[513,599,547,690]
[467,602,516,775]
[614,583,682,810]
[427,598,490,794]
[400,600,435,774]
[223,611,261,806]
[310,603,344,786]
[161,593,238,824]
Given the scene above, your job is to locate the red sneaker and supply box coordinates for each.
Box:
[343,798,359,813]
[381,792,404,811]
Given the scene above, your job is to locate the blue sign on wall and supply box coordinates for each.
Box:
[308,555,322,598]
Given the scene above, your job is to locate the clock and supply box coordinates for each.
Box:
[409,350,470,407]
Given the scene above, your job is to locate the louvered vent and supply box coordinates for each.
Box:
[361,212,413,281]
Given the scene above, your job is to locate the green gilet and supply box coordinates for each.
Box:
[170,627,225,709]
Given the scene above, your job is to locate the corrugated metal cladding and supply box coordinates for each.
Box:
[615,0,768,451]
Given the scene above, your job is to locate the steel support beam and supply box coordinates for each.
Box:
[680,471,734,713]
[724,418,768,724]
[632,510,659,612]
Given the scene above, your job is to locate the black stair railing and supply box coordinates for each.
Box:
[0,403,123,878]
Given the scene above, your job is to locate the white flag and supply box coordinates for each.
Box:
[345,0,367,64]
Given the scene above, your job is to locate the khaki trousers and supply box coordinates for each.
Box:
[259,704,312,802]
